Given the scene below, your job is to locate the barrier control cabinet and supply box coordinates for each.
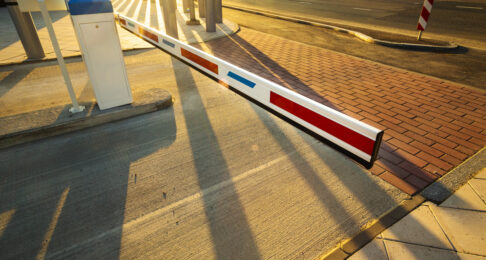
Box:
[68,0,132,110]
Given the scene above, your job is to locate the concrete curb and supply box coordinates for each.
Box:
[0,47,155,67]
[421,147,486,204]
[223,4,458,52]
[318,148,486,260]
[0,88,172,150]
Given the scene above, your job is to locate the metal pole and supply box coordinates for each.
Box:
[182,0,190,13]
[162,0,178,38]
[205,0,215,32]
[215,0,222,23]
[186,0,200,25]
[417,30,423,41]
[6,1,45,59]
[37,0,84,113]
[198,0,205,18]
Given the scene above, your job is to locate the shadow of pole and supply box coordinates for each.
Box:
[171,57,261,259]
[0,68,33,98]
[0,105,177,258]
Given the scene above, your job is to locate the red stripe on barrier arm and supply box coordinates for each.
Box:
[417,24,425,31]
[138,28,158,42]
[181,48,219,75]
[270,91,375,155]
[119,18,127,26]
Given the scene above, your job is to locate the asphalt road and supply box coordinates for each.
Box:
[0,49,408,259]
[223,0,486,49]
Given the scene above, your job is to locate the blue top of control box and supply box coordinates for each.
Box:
[68,0,113,15]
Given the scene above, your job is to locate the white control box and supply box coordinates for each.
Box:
[70,9,132,110]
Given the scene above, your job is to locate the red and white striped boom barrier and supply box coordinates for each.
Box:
[116,13,384,168]
[417,0,433,40]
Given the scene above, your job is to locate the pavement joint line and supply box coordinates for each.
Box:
[379,237,457,252]
[223,4,459,51]
[319,147,486,259]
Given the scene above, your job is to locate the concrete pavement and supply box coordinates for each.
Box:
[0,48,408,259]
[349,167,486,260]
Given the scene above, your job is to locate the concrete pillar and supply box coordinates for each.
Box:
[182,0,190,13]
[215,0,222,23]
[186,0,200,25]
[6,2,45,59]
[198,0,205,18]
[205,0,215,32]
[162,0,178,38]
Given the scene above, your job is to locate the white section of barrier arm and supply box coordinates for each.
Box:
[117,14,384,166]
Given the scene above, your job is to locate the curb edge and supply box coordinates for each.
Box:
[317,147,486,260]
[0,92,173,150]
[223,4,458,51]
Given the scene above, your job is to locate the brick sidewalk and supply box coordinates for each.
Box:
[197,28,486,194]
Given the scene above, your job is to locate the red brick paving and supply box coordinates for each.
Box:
[194,28,486,195]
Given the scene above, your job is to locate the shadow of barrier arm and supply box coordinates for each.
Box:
[116,13,384,168]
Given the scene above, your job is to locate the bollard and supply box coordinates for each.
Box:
[186,0,200,25]
[205,0,215,32]
[162,0,178,38]
[215,0,221,23]
[182,0,190,13]
[198,0,205,18]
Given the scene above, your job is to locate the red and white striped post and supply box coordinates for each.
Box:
[417,0,433,40]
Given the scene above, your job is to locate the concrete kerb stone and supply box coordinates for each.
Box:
[319,195,425,260]
[0,88,172,149]
[421,147,486,204]
[0,47,155,68]
[223,4,458,52]
[319,149,486,259]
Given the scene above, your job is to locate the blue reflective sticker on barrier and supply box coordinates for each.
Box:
[163,39,175,48]
[227,71,256,88]
[127,22,135,28]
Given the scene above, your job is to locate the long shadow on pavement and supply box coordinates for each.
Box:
[0,106,176,258]
[0,68,32,98]
[171,56,261,259]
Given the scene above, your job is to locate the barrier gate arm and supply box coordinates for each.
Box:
[117,14,384,168]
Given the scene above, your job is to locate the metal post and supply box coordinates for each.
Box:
[417,30,423,41]
[37,0,84,113]
[205,0,215,32]
[162,0,178,38]
[182,0,190,13]
[198,0,205,18]
[6,1,45,59]
[215,0,222,23]
[186,0,200,25]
